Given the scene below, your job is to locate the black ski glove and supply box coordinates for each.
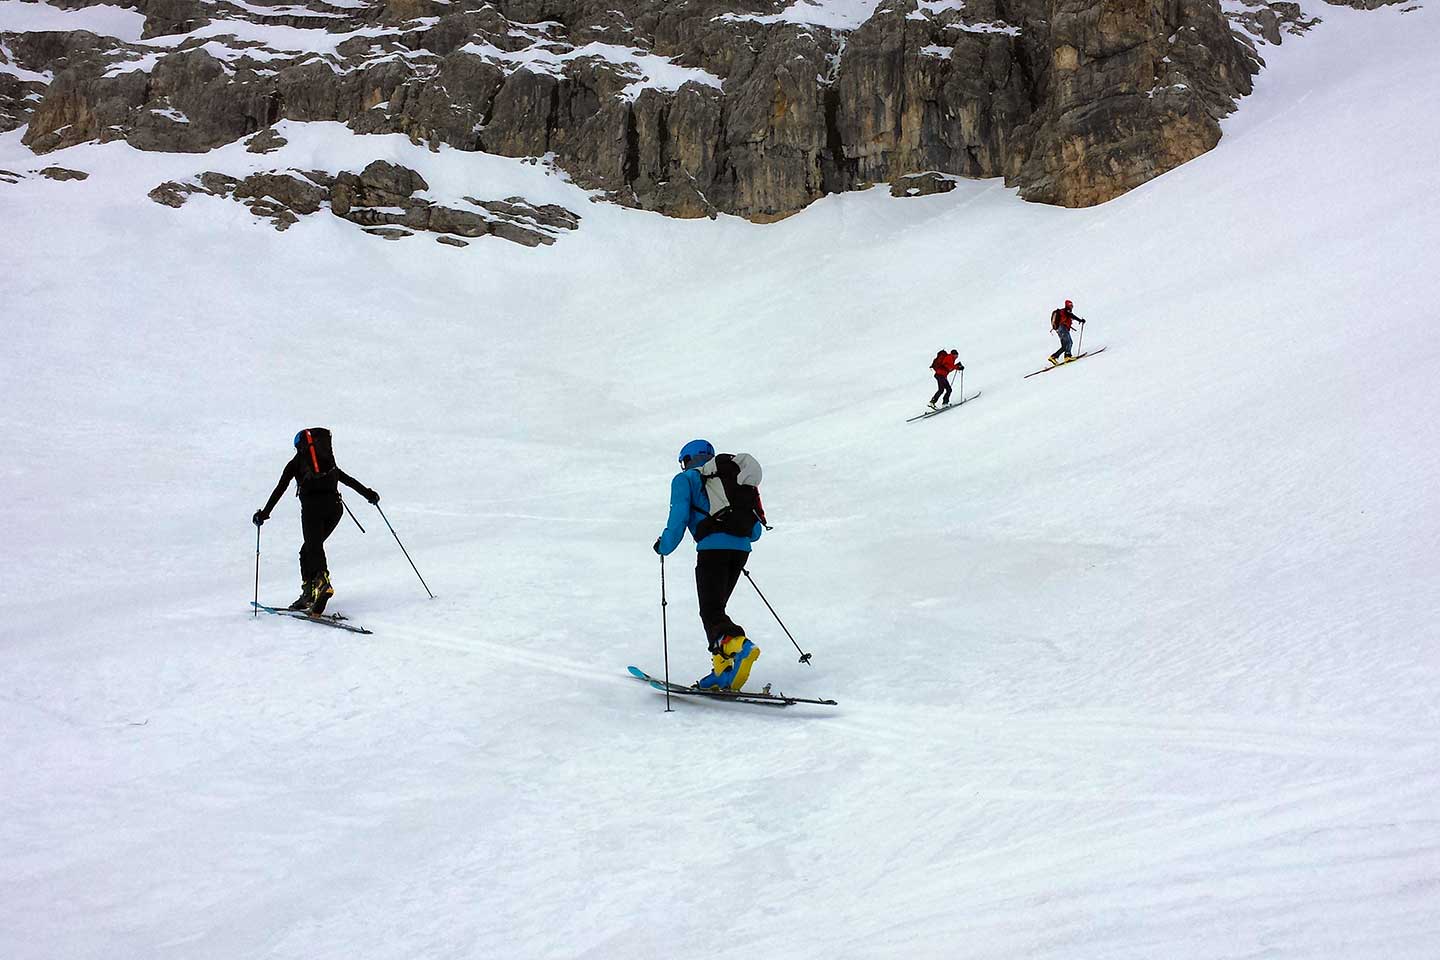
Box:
[958,363,965,372]
[652,537,662,555]
[252,509,268,527]
[364,488,380,505]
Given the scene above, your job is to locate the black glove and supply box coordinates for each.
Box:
[652,537,662,555]
[1078,318,1086,324]
[365,488,380,505]
[252,509,268,527]
[958,363,965,372]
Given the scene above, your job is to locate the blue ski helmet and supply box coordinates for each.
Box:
[678,439,714,466]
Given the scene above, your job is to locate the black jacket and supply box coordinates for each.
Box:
[261,453,373,516]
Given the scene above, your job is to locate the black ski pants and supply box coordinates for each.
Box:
[695,549,748,652]
[299,495,344,583]
[930,373,953,404]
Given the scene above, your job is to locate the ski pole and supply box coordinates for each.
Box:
[253,525,261,617]
[660,554,673,713]
[1076,321,1085,354]
[741,569,811,664]
[374,503,435,599]
[341,495,367,533]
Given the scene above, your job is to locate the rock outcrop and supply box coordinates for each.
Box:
[891,172,958,198]
[2,0,1372,220]
[148,159,580,244]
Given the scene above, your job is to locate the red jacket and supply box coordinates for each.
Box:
[931,353,959,375]
[1051,307,1078,330]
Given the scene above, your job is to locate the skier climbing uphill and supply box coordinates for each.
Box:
[653,439,766,691]
[929,349,964,409]
[1049,299,1086,365]
[252,428,379,615]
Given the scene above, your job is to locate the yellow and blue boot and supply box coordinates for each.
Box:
[697,635,762,691]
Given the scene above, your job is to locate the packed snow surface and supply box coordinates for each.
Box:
[715,0,886,32]
[0,0,146,40]
[457,39,725,100]
[2,2,1439,958]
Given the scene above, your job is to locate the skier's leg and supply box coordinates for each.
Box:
[1060,327,1074,358]
[718,552,760,689]
[297,498,343,608]
[696,550,745,651]
[930,375,946,405]
[696,551,759,689]
[695,550,759,688]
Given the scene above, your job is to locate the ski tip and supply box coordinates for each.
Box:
[627,665,649,681]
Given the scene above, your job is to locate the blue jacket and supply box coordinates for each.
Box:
[657,468,763,555]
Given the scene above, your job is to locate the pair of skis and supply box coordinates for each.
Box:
[627,666,836,708]
[906,390,982,423]
[249,616,832,706]
[251,601,374,634]
[1023,346,1107,379]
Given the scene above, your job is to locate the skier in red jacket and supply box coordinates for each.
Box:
[928,349,964,409]
[1049,299,1086,364]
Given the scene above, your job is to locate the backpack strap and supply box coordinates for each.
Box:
[302,430,321,475]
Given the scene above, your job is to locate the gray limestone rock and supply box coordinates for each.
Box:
[1014,0,1258,207]
[1228,1,1322,43]
[139,158,579,247]
[488,220,553,247]
[40,166,89,181]
[891,172,956,198]
[148,180,197,207]
[198,171,240,194]
[427,205,491,237]
[233,172,327,215]
[245,128,288,154]
[12,0,1289,220]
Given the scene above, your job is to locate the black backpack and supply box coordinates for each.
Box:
[694,453,770,541]
[295,427,337,483]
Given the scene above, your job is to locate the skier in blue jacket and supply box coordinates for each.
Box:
[653,439,764,691]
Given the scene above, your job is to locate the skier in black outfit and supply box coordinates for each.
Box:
[252,428,378,614]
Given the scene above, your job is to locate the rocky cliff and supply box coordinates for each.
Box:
[0,0,1357,224]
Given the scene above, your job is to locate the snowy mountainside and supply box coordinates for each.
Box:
[1,0,1260,218]
[3,2,1440,958]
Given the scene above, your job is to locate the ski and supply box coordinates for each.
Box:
[251,601,374,634]
[905,391,983,423]
[629,665,787,707]
[627,665,836,707]
[1023,347,1107,379]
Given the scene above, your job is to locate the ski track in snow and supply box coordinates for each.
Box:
[2,0,1440,958]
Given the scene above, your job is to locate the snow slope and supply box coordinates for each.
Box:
[2,2,1439,957]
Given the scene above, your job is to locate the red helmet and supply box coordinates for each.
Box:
[1064,299,1073,309]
